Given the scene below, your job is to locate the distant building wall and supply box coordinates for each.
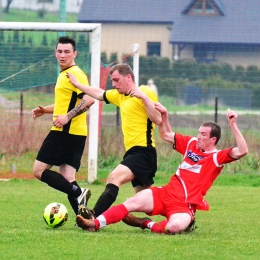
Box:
[100,23,173,61]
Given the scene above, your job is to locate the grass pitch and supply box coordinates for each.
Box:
[1,176,260,260]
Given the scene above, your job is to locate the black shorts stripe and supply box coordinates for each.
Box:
[63,91,78,133]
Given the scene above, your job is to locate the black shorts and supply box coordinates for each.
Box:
[36,130,86,171]
[121,146,157,187]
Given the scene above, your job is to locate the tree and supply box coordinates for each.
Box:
[4,0,13,13]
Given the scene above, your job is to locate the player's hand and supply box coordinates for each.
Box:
[227,108,237,123]
[53,115,69,128]
[67,72,78,88]
[128,87,146,99]
[154,102,167,114]
[32,105,45,119]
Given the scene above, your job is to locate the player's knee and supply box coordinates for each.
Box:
[33,170,41,180]
[106,172,124,186]
[106,172,117,183]
[33,165,43,180]
[166,217,191,234]
[165,222,183,234]
[107,168,134,186]
[166,213,192,234]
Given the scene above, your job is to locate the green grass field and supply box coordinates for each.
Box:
[1,8,77,23]
[1,175,260,260]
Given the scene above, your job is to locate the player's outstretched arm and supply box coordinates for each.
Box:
[32,104,54,119]
[67,72,104,101]
[227,109,248,159]
[155,102,175,144]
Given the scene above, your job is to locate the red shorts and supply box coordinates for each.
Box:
[149,186,196,221]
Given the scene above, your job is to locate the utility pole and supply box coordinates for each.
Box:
[57,0,67,75]
[0,0,2,21]
[59,0,66,25]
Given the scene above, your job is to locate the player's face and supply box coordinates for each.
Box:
[55,43,77,70]
[110,70,132,94]
[196,126,216,151]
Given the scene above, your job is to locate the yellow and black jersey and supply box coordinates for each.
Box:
[51,65,89,136]
[104,85,158,151]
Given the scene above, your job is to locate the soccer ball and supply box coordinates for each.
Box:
[43,202,68,228]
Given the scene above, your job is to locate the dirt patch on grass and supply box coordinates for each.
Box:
[0,173,88,181]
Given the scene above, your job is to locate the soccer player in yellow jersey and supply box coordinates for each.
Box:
[67,63,162,222]
[32,36,95,217]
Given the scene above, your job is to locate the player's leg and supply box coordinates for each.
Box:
[33,131,82,196]
[79,146,156,219]
[76,189,154,231]
[34,131,90,219]
[33,160,82,199]
[91,164,135,218]
[142,198,196,234]
[122,147,157,226]
[59,164,91,215]
[142,216,196,234]
[121,184,152,226]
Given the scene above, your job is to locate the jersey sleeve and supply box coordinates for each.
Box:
[214,147,236,166]
[104,89,120,106]
[174,133,193,155]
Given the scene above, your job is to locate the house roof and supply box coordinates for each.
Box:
[171,0,260,44]
[78,0,260,44]
[78,0,174,23]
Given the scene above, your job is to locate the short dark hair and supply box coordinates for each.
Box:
[56,36,76,51]
[109,63,135,82]
[201,121,221,144]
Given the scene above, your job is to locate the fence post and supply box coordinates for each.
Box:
[20,92,23,131]
[214,97,218,123]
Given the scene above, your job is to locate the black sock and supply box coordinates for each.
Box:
[93,183,119,218]
[68,181,81,215]
[41,169,81,198]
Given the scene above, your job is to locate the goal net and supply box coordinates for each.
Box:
[0,22,101,183]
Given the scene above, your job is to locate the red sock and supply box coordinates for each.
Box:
[142,219,152,229]
[150,220,168,234]
[94,219,100,229]
[102,204,129,225]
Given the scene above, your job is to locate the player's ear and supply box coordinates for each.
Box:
[211,136,217,144]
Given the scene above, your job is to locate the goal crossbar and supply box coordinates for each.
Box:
[0,22,101,184]
[0,22,100,32]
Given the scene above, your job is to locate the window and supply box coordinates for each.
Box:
[193,44,217,63]
[187,0,220,16]
[147,42,161,57]
[193,44,208,62]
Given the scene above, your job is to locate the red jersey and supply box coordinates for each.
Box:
[164,133,236,210]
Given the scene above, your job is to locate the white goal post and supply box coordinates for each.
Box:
[0,22,101,184]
